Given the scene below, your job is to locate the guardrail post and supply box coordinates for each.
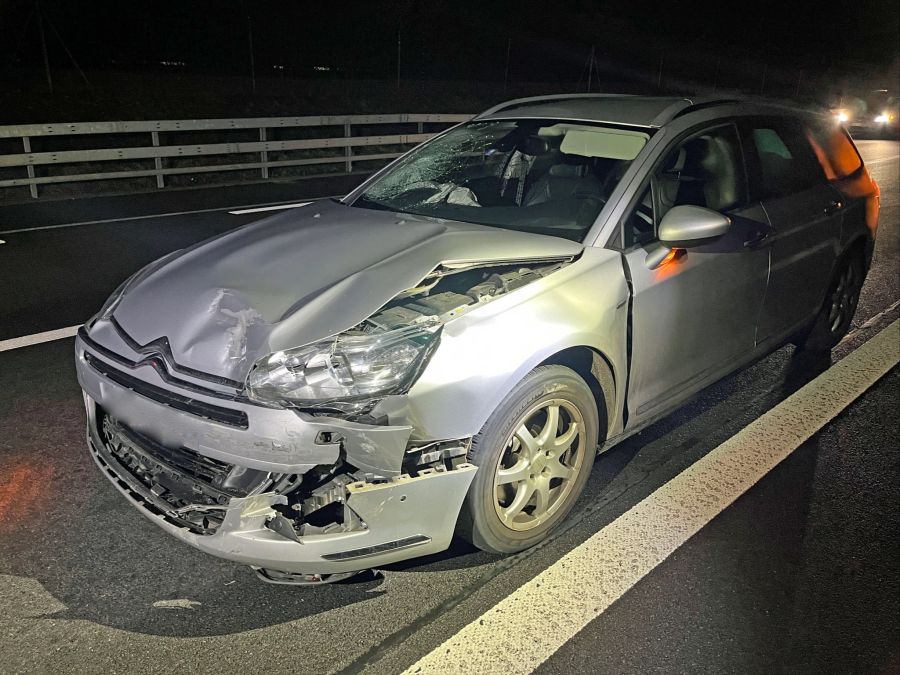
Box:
[259,127,269,179]
[22,136,38,198]
[417,121,424,134]
[344,123,352,174]
[151,131,164,188]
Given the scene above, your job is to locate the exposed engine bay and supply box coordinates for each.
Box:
[356,258,571,333]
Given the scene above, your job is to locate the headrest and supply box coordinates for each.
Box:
[519,135,552,156]
[549,163,585,177]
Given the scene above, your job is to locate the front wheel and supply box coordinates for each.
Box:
[457,365,603,554]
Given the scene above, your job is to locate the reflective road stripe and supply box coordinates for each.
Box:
[0,325,80,352]
[403,320,900,675]
[227,201,312,214]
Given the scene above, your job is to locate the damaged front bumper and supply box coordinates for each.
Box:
[76,334,477,577]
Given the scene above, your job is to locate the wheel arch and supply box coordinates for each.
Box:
[539,345,616,443]
[843,233,870,273]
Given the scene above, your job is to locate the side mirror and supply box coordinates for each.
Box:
[658,205,731,247]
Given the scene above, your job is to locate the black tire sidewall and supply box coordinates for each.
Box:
[799,252,864,351]
[459,365,603,554]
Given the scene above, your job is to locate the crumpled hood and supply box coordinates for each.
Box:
[104,199,582,381]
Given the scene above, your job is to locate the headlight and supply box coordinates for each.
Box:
[246,324,440,407]
[835,111,849,123]
[875,113,889,124]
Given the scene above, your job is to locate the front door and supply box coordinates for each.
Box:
[620,122,771,420]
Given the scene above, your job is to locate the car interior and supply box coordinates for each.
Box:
[356,120,652,241]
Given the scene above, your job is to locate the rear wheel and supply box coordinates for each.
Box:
[458,365,602,554]
[795,252,864,352]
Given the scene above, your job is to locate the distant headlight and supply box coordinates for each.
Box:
[246,324,441,408]
[874,113,889,124]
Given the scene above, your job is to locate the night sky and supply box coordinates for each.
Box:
[1,0,897,80]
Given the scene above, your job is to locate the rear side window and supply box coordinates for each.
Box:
[747,120,825,198]
[807,124,863,180]
[753,128,792,159]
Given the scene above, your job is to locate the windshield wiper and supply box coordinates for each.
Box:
[350,194,395,212]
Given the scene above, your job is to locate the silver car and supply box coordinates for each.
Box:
[75,95,880,584]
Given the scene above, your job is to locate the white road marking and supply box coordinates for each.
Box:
[845,298,900,340]
[151,599,202,610]
[0,325,80,352]
[227,201,312,215]
[866,155,900,166]
[403,320,900,675]
[0,196,339,236]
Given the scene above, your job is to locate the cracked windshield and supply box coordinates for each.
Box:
[354,119,650,240]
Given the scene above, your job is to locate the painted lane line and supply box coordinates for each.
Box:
[0,196,339,236]
[0,325,80,353]
[403,320,900,675]
[844,298,900,341]
[865,155,900,166]
[228,201,312,215]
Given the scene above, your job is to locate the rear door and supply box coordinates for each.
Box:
[742,117,844,344]
[619,122,771,420]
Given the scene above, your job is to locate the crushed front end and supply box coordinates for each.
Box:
[76,324,476,581]
[76,251,574,581]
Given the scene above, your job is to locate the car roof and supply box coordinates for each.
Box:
[474,94,819,129]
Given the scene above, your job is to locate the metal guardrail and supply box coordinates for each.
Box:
[0,114,471,198]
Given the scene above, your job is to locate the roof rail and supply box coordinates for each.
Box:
[670,95,825,120]
[475,93,636,119]
[664,97,741,122]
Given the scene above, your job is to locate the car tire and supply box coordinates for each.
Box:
[457,365,603,554]
[794,251,864,352]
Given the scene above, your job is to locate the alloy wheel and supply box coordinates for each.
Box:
[493,398,586,532]
[828,261,861,334]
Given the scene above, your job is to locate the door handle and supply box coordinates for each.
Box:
[823,199,843,216]
[743,230,772,249]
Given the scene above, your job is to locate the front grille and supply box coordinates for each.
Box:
[84,352,249,429]
[94,410,270,534]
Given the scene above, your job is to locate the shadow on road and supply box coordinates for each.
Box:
[0,337,835,638]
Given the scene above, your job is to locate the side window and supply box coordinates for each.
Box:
[623,123,746,248]
[747,121,826,198]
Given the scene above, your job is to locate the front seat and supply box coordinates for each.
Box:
[522,161,603,207]
[675,135,740,211]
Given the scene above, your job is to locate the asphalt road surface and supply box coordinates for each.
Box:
[0,141,897,674]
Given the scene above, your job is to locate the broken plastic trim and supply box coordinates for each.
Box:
[320,534,431,561]
[252,568,363,585]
